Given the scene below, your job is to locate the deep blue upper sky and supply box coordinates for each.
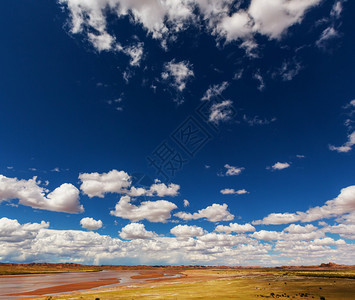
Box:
[0,0,354,266]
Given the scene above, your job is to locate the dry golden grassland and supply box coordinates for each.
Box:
[34,269,355,300]
[0,264,102,275]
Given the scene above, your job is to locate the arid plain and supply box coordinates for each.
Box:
[1,263,355,299]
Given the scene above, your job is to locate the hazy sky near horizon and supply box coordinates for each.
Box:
[0,0,355,266]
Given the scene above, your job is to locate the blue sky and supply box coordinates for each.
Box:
[0,0,355,266]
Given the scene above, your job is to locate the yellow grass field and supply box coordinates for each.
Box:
[32,269,355,300]
[0,264,102,276]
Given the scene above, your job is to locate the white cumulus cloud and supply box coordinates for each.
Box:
[119,223,157,240]
[0,217,353,266]
[253,185,355,225]
[79,170,180,198]
[269,162,291,170]
[0,217,49,243]
[174,203,234,222]
[0,175,83,213]
[248,0,321,39]
[79,169,131,198]
[127,181,180,197]
[170,224,206,238]
[221,164,245,176]
[215,223,256,234]
[59,0,323,54]
[251,230,282,241]
[80,217,103,231]
[220,188,248,195]
[329,131,355,153]
[147,181,180,197]
[110,195,177,223]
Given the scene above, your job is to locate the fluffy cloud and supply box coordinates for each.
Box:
[325,223,355,239]
[125,187,146,197]
[59,0,160,51]
[0,219,258,265]
[215,223,256,234]
[161,60,194,92]
[80,217,103,231]
[79,170,131,198]
[329,131,355,153]
[201,81,229,101]
[251,230,282,241]
[127,182,180,197]
[209,100,234,124]
[0,175,83,213]
[0,217,49,243]
[183,199,190,207]
[248,0,321,39]
[13,227,124,264]
[220,188,248,195]
[59,0,322,52]
[251,227,324,242]
[174,203,234,222]
[88,32,114,52]
[197,232,249,247]
[253,185,355,225]
[147,182,180,197]
[110,196,177,223]
[0,217,353,266]
[79,170,180,198]
[303,185,355,221]
[269,162,291,170]
[253,213,300,225]
[335,211,355,225]
[117,42,144,67]
[220,164,245,176]
[313,237,346,246]
[284,224,317,234]
[170,224,206,238]
[217,11,251,42]
[119,223,157,240]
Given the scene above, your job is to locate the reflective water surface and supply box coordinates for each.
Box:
[0,270,180,299]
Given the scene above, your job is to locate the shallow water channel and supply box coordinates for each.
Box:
[0,270,181,299]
